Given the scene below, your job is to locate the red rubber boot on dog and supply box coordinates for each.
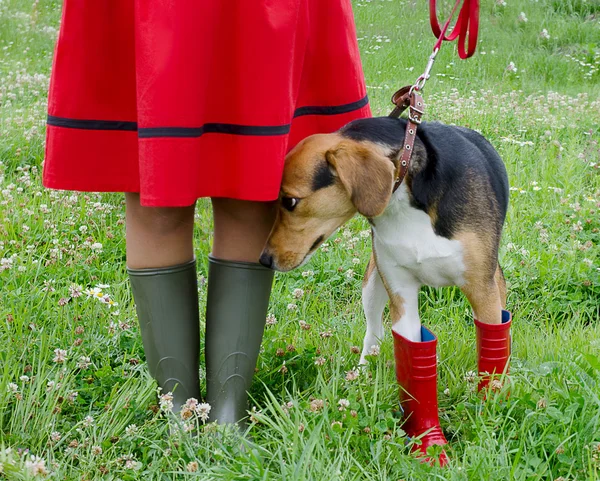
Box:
[475,310,512,393]
[393,327,448,467]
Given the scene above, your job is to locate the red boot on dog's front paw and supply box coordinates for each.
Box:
[410,424,449,467]
[475,310,512,393]
[393,327,449,467]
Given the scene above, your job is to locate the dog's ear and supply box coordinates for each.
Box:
[325,142,395,218]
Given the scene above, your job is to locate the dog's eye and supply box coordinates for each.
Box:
[281,197,298,211]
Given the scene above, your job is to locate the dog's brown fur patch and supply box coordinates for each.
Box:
[326,141,395,218]
[363,254,377,289]
[455,230,503,324]
[388,292,406,324]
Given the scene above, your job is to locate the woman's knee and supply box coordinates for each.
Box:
[125,193,195,237]
[212,198,276,227]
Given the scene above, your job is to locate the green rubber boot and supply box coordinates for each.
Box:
[205,255,274,427]
[127,259,201,413]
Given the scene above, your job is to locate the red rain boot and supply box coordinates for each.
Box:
[475,310,512,393]
[393,326,449,467]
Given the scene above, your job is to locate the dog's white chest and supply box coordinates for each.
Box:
[372,186,466,287]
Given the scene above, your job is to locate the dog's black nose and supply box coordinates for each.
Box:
[259,252,273,269]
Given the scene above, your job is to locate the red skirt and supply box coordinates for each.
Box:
[43,0,371,207]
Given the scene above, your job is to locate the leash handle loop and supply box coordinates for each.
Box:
[430,0,479,59]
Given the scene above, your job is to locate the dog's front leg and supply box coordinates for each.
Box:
[376,263,421,342]
[360,254,388,365]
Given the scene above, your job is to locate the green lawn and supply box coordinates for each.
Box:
[1,0,599,479]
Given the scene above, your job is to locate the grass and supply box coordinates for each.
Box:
[0,0,599,479]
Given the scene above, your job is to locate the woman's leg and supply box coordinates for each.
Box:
[205,199,276,426]
[211,198,276,262]
[125,193,201,412]
[125,193,195,269]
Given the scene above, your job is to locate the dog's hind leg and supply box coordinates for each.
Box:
[455,231,504,325]
[461,259,511,392]
[461,280,503,325]
[360,255,388,365]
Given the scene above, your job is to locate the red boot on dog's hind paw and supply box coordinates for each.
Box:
[393,326,449,467]
[475,310,512,393]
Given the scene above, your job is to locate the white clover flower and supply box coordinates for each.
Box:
[183,397,199,411]
[123,455,139,470]
[338,399,350,411]
[490,379,504,391]
[195,403,212,423]
[125,424,138,436]
[76,356,91,370]
[159,392,174,413]
[69,284,83,298]
[314,356,326,366]
[53,349,68,364]
[309,399,325,412]
[0,257,14,271]
[24,455,48,476]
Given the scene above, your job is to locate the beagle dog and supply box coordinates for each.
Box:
[260,117,509,364]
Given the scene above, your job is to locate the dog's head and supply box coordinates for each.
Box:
[260,131,397,272]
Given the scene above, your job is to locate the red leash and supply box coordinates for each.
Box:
[408,0,481,94]
[388,0,480,191]
[430,0,480,60]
